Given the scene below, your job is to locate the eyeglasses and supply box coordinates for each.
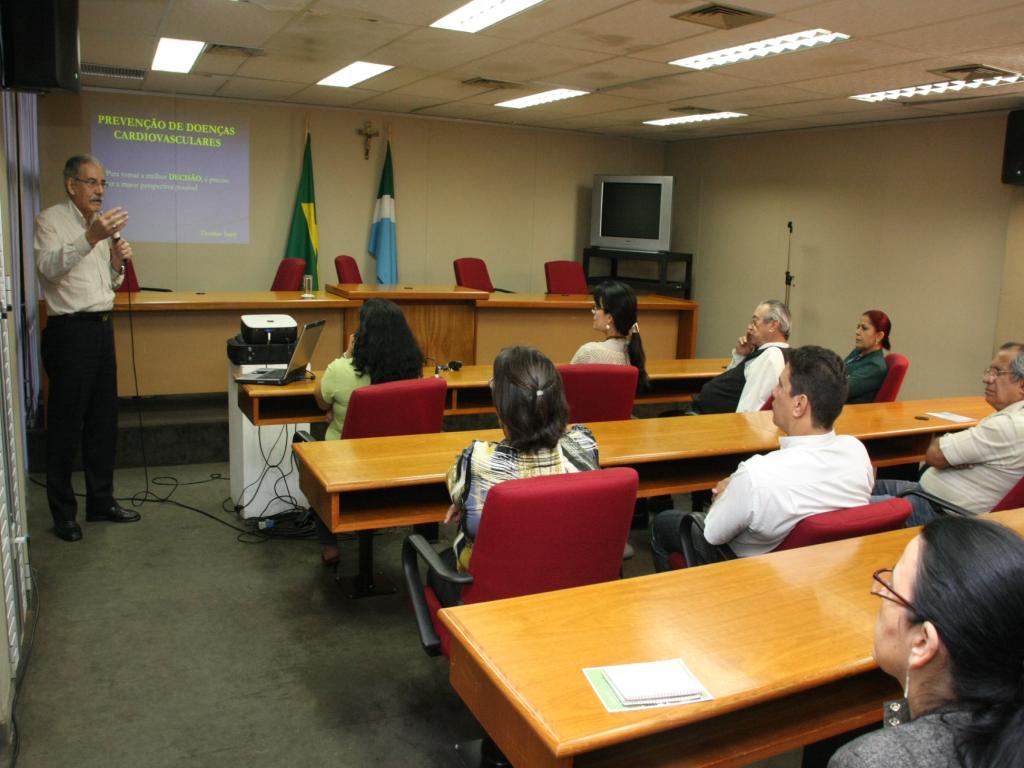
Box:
[983,366,1015,378]
[870,568,921,617]
[74,177,107,190]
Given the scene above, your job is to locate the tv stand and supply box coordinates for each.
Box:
[582,247,692,299]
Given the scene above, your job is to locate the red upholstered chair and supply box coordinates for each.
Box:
[334,254,362,283]
[271,258,306,291]
[667,498,912,569]
[116,260,140,293]
[874,353,909,402]
[338,377,448,596]
[992,476,1024,512]
[556,364,637,422]
[544,260,589,294]
[403,467,638,657]
[453,257,512,293]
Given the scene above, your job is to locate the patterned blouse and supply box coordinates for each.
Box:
[447,424,599,568]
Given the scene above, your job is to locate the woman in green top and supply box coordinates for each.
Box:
[312,298,423,564]
[844,310,892,404]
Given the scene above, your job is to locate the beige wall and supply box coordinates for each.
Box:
[668,114,1018,400]
[36,91,664,293]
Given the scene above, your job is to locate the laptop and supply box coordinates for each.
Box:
[235,319,325,385]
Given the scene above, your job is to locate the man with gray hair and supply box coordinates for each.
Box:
[35,154,139,542]
[688,299,791,413]
[875,341,1024,525]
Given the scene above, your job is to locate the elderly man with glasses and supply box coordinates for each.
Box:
[874,341,1024,526]
[687,299,791,414]
[35,154,139,542]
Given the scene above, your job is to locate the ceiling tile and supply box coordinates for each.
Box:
[80,0,165,34]
[874,4,1024,57]
[286,84,379,107]
[367,28,517,70]
[142,72,229,96]
[80,29,156,70]
[446,43,610,85]
[350,92,448,113]
[160,0,295,48]
[392,76,497,101]
[215,77,308,100]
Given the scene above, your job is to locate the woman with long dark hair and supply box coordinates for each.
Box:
[844,310,892,404]
[830,516,1024,767]
[440,346,599,586]
[312,298,423,564]
[571,279,649,391]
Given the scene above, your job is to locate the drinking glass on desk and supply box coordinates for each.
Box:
[302,274,314,298]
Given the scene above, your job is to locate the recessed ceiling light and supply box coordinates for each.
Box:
[495,88,588,109]
[670,29,849,70]
[318,62,394,88]
[644,112,747,126]
[431,0,546,34]
[151,38,206,74]
[850,74,1024,102]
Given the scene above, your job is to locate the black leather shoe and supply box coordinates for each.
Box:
[54,521,83,541]
[85,504,141,523]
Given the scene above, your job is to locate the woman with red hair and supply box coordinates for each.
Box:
[845,310,892,403]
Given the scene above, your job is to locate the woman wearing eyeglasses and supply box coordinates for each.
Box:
[829,516,1024,767]
[570,279,649,391]
[844,310,892,404]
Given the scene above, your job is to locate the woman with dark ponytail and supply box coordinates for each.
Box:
[571,279,649,392]
[830,516,1024,767]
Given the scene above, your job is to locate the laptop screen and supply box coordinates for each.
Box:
[284,320,325,380]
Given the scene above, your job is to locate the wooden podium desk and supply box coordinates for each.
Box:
[99,291,353,396]
[236,358,732,425]
[291,396,991,535]
[440,507,1024,768]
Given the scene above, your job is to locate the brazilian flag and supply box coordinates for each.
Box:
[284,133,319,288]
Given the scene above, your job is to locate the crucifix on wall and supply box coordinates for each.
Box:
[357,121,379,159]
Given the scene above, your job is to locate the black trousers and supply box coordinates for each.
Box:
[42,313,118,524]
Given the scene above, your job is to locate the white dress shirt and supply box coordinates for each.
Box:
[704,431,874,558]
[35,198,123,315]
[728,341,789,413]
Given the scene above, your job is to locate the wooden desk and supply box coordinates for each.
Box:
[438,508,1024,767]
[106,291,353,396]
[236,358,733,425]
[474,293,698,361]
[292,396,993,535]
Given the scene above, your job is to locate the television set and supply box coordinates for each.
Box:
[590,175,673,252]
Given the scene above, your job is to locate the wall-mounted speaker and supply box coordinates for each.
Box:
[0,0,80,93]
[1003,109,1024,186]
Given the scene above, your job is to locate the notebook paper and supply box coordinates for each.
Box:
[583,659,712,712]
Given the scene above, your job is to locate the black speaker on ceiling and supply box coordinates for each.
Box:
[1003,109,1024,186]
[0,0,80,93]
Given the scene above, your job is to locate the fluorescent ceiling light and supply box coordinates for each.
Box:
[495,88,588,109]
[431,0,545,33]
[644,112,747,126]
[670,29,850,70]
[318,62,394,88]
[850,74,1024,102]
[151,38,206,74]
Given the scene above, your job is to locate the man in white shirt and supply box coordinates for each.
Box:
[688,299,791,414]
[651,346,874,569]
[874,341,1024,525]
[36,154,139,542]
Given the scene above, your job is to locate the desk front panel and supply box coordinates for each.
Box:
[109,291,350,396]
[441,508,1024,767]
[114,306,345,396]
[475,308,683,364]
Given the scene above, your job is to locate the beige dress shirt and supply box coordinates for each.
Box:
[35,198,123,315]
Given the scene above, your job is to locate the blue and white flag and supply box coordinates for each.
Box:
[368,141,397,284]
